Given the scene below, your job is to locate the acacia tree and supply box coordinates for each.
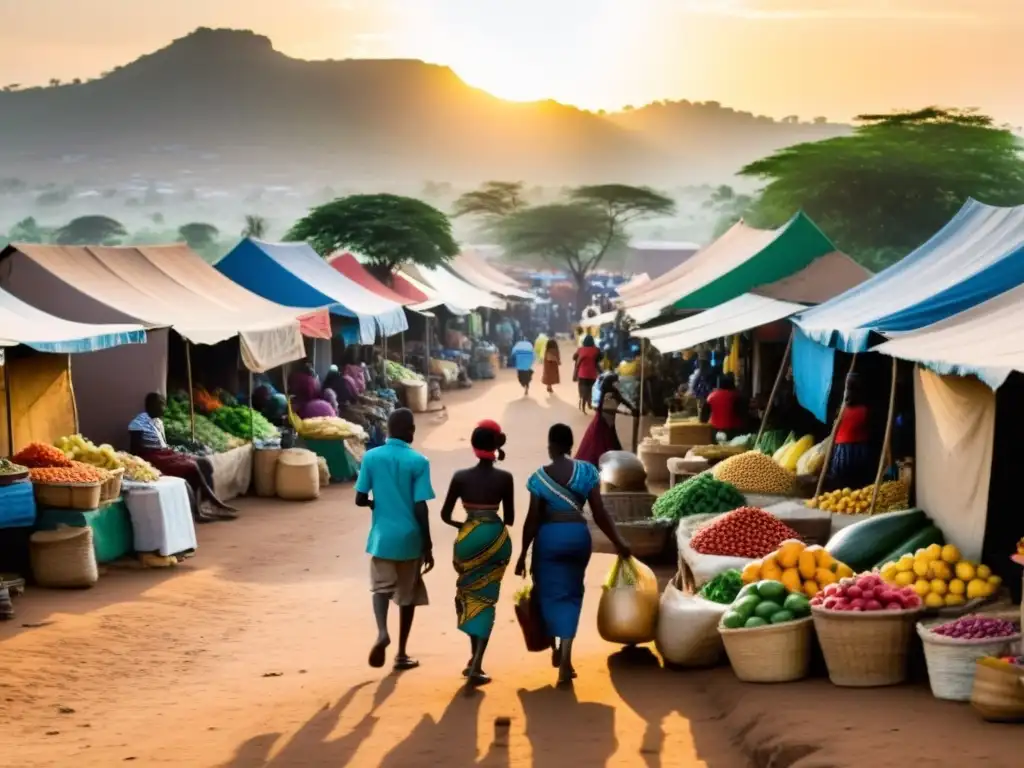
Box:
[286,193,458,282]
[452,181,528,227]
[492,184,675,308]
[178,222,220,251]
[54,215,127,245]
[739,107,1024,269]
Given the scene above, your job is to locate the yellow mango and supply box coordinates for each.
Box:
[762,558,784,582]
[814,568,837,586]
[777,540,805,569]
[798,551,817,580]
[781,568,803,593]
[741,561,762,584]
[803,580,820,598]
[836,563,854,579]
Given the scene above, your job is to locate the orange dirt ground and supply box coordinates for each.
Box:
[0,359,1020,767]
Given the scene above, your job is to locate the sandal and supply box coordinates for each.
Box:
[393,656,420,671]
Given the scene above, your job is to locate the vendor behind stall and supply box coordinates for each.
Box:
[129,393,236,523]
[701,374,747,439]
[825,372,875,491]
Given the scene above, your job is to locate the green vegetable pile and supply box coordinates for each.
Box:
[385,360,424,382]
[209,405,278,441]
[699,569,744,604]
[755,429,790,456]
[164,398,241,453]
[720,580,811,629]
[652,473,745,521]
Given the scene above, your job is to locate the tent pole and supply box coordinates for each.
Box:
[186,339,196,442]
[248,369,254,445]
[382,332,389,388]
[633,337,645,453]
[3,359,13,455]
[401,331,406,367]
[68,353,80,434]
[870,357,898,515]
[755,329,794,448]
[813,352,858,500]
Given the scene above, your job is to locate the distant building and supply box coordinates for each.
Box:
[623,241,700,280]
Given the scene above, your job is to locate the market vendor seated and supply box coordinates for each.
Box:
[701,374,747,439]
[129,393,236,523]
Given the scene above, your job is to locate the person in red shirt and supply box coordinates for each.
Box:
[572,336,602,413]
[826,372,874,490]
[702,374,747,438]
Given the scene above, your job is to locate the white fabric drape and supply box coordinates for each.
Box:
[914,367,995,562]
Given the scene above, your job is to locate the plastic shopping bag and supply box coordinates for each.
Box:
[597,556,660,645]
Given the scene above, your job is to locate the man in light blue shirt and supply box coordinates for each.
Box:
[510,338,535,396]
[355,408,435,671]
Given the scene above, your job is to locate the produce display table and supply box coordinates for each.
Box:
[301,438,357,482]
[208,443,254,502]
[35,499,133,564]
[123,477,196,557]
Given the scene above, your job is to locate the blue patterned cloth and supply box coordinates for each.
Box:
[128,412,167,450]
[526,461,600,639]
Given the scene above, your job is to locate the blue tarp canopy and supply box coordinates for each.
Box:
[217,239,409,344]
[792,199,1024,419]
[0,283,145,353]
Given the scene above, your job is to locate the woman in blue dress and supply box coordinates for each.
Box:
[515,423,631,686]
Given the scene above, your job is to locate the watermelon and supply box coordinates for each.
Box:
[755,580,787,602]
[753,601,783,620]
[783,593,811,617]
[769,610,795,624]
[825,508,928,572]
[734,595,761,619]
[872,525,946,570]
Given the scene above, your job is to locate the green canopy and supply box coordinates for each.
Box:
[672,212,835,311]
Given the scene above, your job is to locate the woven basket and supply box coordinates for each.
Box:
[99,468,124,504]
[812,606,923,687]
[275,448,319,501]
[970,660,1024,722]
[34,481,102,511]
[917,622,1022,701]
[638,442,692,484]
[603,492,657,523]
[30,527,98,588]
[718,616,813,683]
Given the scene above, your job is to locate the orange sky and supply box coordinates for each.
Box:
[2,0,1023,124]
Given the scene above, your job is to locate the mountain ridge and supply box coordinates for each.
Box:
[0,28,850,185]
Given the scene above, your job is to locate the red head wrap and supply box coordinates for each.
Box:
[473,420,504,461]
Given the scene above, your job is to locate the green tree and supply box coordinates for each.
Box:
[452,181,528,228]
[494,184,675,307]
[703,184,755,238]
[7,216,49,243]
[739,107,1024,269]
[242,214,268,239]
[178,222,220,251]
[54,215,127,245]
[286,194,458,281]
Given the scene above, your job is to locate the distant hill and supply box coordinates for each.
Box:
[0,28,850,185]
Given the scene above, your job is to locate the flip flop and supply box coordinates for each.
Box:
[393,656,420,671]
[467,673,491,688]
[368,637,390,668]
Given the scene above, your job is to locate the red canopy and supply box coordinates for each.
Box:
[327,252,426,305]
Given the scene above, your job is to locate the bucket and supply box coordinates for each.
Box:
[403,380,428,413]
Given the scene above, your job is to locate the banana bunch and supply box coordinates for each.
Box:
[288,403,367,442]
[55,433,125,470]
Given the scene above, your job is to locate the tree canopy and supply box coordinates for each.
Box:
[286,193,458,278]
[493,184,675,306]
[738,107,1024,269]
[242,214,268,239]
[54,215,127,245]
[452,181,528,229]
[178,222,220,250]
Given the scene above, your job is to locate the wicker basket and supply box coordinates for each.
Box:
[603,492,657,523]
[718,617,813,683]
[33,481,102,511]
[30,527,98,588]
[970,659,1024,722]
[99,468,124,503]
[638,442,692,484]
[275,448,320,501]
[812,606,923,687]
[917,621,1022,701]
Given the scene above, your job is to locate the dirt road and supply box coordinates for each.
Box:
[0,362,1020,767]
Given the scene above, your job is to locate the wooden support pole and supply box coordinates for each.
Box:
[185,340,196,442]
[869,356,898,515]
[813,352,859,499]
[633,338,645,453]
[755,329,794,448]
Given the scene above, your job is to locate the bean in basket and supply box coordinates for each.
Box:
[13,442,73,469]
[29,465,106,484]
[691,507,801,559]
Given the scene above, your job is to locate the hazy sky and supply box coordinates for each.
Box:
[3,0,1023,123]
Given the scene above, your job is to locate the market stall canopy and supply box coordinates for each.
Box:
[391,270,467,315]
[875,281,1024,389]
[403,263,507,311]
[455,250,530,291]
[616,273,650,296]
[795,199,1024,353]
[752,251,872,305]
[448,252,535,301]
[217,239,409,343]
[0,243,316,372]
[631,294,805,354]
[0,285,145,352]
[326,251,420,306]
